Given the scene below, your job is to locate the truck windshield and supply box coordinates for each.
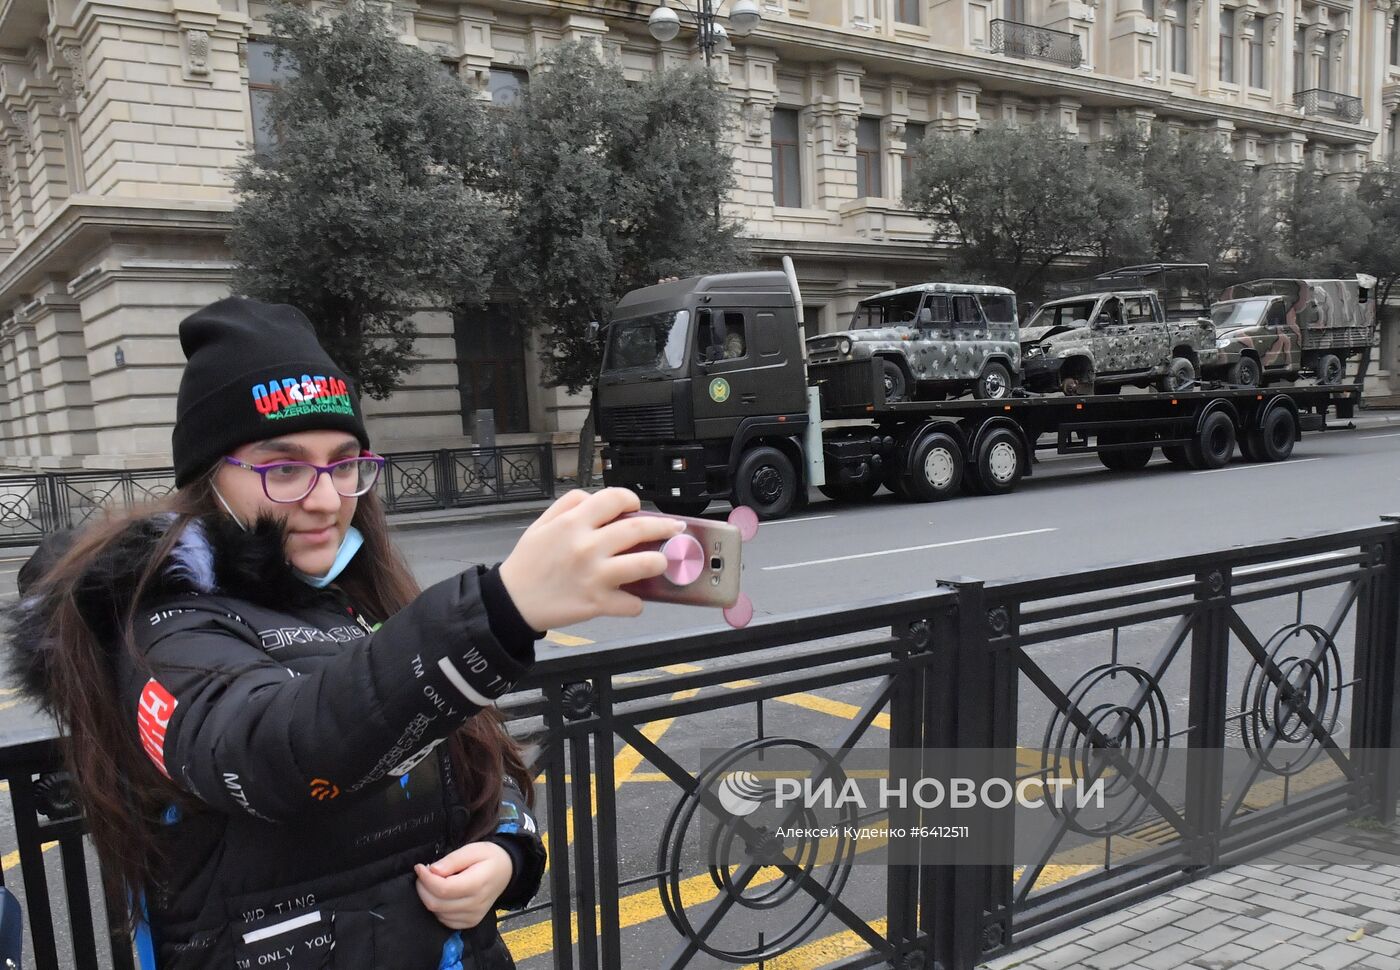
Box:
[1024,300,1096,330]
[851,293,923,328]
[603,310,691,373]
[1211,299,1271,331]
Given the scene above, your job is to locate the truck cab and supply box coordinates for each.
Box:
[597,272,808,516]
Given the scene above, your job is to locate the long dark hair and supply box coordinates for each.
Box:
[26,470,532,921]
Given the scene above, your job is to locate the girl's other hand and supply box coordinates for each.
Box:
[414,842,513,930]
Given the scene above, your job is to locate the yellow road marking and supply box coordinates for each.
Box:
[2,841,57,872]
[544,631,593,647]
[0,688,20,696]
[0,699,23,713]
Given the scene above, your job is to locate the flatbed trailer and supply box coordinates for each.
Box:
[597,267,1362,520]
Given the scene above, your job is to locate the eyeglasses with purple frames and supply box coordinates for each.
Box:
[221,453,386,504]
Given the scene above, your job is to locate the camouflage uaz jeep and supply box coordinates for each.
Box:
[805,283,1020,402]
[1020,288,1222,395]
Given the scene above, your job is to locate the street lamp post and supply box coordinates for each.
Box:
[647,0,762,65]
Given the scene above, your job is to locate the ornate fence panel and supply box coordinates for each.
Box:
[0,524,1396,969]
[0,444,555,547]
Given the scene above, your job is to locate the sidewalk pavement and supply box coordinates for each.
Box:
[386,410,1400,533]
[977,814,1400,970]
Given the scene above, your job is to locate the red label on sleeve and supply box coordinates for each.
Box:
[136,678,177,778]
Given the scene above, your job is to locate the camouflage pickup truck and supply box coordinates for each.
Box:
[1206,276,1377,387]
[1020,288,1222,395]
[805,282,1020,403]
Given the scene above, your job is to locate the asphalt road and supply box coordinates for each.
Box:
[0,423,1395,969]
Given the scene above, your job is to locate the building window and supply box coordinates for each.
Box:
[895,0,920,25]
[1390,111,1398,155]
[1391,15,1400,68]
[248,40,295,154]
[1294,27,1307,89]
[453,304,530,435]
[1249,15,1266,88]
[1169,1,1189,74]
[1142,0,1154,16]
[855,116,882,198]
[489,68,527,105]
[1219,10,1235,83]
[771,108,802,207]
[901,121,927,186]
[1319,35,1332,90]
[1005,0,1027,22]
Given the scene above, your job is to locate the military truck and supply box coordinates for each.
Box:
[804,283,1020,403]
[597,261,1358,520]
[1207,276,1378,388]
[1020,264,1223,395]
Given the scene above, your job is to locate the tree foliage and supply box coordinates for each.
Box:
[903,122,1149,297]
[228,0,498,399]
[495,41,748,396]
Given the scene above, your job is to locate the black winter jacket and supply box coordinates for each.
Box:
[8,513,547,970]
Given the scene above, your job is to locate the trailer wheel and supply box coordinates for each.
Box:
[1246,407,1297,462]
[1314,353,1344,386]
[904,431,964,502]
[733,446,797,520]
[881,360,909,403]
[1099,436,1152,471]
[818,479,881,503]
[1190,411,1236,470]
[654,498,710,516]
[966,427,1024,496]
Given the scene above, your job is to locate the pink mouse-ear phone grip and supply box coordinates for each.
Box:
[660,533,705,586]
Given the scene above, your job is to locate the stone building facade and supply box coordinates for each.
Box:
[0,0,1395,472]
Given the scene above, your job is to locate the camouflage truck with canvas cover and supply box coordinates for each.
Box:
[1208,276,1377,388]
[805,283,1020,403]
[1020,264,1224,395]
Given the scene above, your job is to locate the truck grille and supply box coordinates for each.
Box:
[605,404,675,440]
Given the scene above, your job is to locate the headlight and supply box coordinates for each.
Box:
[1215,337,1232,348]
[1023,345,1043,359]
[838,338,852,355]
[671,457,687,472]
[603,458,613,471]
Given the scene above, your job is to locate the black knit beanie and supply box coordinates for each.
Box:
[171,296,370,487]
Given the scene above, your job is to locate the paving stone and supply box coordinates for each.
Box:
[1186,941,1260,969]
[1135,925,1195,951]
[1082,942,1151,969]
[1135,942,1210,970]
[1173,910,1234,935]
[1247,942,1318,967]
[1020,942,1098,970]
[1299,943,1378,970]
[1126,907,1191,934]
[1180,924,1247,952]
[1230,924,1298,950]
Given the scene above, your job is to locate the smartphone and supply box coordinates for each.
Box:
[619,511,743,608]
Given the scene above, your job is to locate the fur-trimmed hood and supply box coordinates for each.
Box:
[7,513,334,711]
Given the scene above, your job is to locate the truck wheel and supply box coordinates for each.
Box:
[1314,353,1344,386]
[654,498,710,517]
[1117,445,1154,470]
[904,431,964,502]
[1163,444,1192,467]
[1189,411,1236,470]
[966,427,1024,496]
[974,362,1012,400]
[1157,357,1196,393]
[881,360,908,403]
[818,479,881,503]
[1246,407,1297,462]
[1228,356,1261,388]
[733,446,797,520]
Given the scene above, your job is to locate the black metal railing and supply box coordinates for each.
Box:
[989,19,1083,69]
[0,521,1396,968]
[0,444,554,547]
[1294,88,1364,124]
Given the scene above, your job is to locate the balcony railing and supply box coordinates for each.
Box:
[989,19,1083,70]
[1294,87,1364,124]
